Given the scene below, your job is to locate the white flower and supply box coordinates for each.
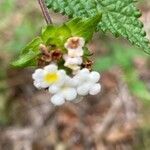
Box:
[49,76,77,105]
[74,68,101,96]
[64,37,85,57]
[32,64,66,89]
[63,54,82,71]
[63,55,83,65]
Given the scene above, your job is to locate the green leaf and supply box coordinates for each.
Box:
[46,0,150,54]
[11,50,40,68]
[42,24,71,48]
[41,25,58,43]
[11,37,43,68]
[22,37,43,54]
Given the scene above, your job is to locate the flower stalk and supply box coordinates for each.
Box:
[37,0,52,24]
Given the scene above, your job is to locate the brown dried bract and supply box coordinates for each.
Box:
[51,49,63,62]
[38,44,51,67]
[37,58,50,67]
[39,44,50,55]
[38,44,63,67]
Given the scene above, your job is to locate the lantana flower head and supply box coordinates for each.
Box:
[32,35,101,106]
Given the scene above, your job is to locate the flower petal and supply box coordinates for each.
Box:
[72,76,80,86]
[49,85,60,94]
[89,83,101,95]
[79,68,90,75]
[64,56,83,65]
[51,94,65,106]
[77,83,91,96]
[33,81,41,89]
[58,70,66,76]
[77,68,90,81]
[55,70,66,86]
[64,64,80,71]
[65,76,79,87]
[40,82,50,88]
[79,37,85,47]
[90,71,100,83]
[62,88,77,101]
[44,64,58,73]
[32,69,44,80]
[68,48,83,57]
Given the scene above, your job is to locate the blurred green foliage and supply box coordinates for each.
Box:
[0,0,15,14]
[0,0,43,125]
[94,42,150,150]
[94,44,150,101]
[0,0,43,53]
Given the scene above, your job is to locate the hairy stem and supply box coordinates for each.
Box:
[37,0,52,24]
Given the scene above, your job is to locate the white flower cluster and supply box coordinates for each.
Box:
[32,37,101,105]
[33,64,101,105]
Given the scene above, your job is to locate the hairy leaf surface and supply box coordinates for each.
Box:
[46,0,150,54]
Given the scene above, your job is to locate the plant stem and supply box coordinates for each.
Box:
[37,0,52,24]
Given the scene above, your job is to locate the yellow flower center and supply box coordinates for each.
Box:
[44,72,59,84]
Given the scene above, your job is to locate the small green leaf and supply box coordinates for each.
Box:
[11,51,40,68]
